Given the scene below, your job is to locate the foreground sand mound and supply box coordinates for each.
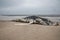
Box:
[12,16,59,26]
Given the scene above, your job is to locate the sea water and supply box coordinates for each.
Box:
[0,16,60,22]
[0,16,27,20]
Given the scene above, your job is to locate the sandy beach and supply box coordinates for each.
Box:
[0,21,60,40]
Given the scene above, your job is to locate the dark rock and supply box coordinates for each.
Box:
[23,16,53,25]
[53,22,59,26]
[24,15,40,20]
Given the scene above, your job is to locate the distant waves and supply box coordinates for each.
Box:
[0,16,60,22]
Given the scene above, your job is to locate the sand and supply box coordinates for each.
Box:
[0,21,60,40]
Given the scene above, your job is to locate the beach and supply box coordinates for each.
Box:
[0,21,60,40]
[0,0,60,40]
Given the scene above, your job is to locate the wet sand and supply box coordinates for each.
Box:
[0,21,60,40]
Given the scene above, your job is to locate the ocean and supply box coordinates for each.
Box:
[0,16,27,20]
[0,16,60,22]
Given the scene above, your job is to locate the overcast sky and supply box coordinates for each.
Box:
[0,0,60,15]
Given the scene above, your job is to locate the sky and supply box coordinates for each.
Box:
[0,0,60,15]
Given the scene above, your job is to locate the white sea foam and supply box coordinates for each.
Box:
[14,23,29,25]
[0,16,60,22]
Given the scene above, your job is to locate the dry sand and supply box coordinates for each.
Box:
[0,21,60,40]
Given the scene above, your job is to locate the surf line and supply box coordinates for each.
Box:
[14,23,29,25]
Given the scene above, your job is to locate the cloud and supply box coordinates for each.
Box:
[0,0,60,15]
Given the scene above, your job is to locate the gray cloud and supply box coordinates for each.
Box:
[0,0,60,15]
[0,0,24,8]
